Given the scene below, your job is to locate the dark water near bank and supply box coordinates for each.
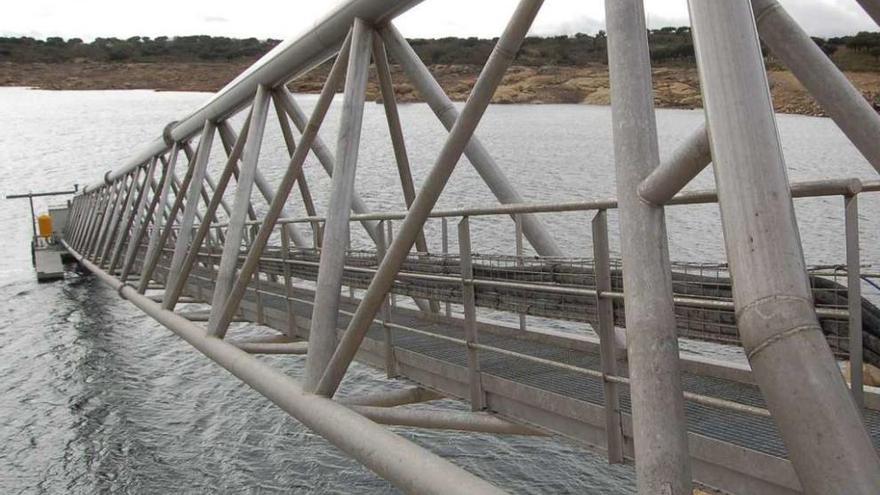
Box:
[1,87,878,493]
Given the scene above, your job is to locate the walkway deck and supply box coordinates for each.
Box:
[142,248,880,495]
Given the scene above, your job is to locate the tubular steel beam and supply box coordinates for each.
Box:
[316,0,546,398]
[138,145,181,292]
[270,94,319,222]
[209,32,354,339]
[208,86,272,337]
[371,35,429,254]
[339,387,443,407]
[165,113,254,310]
[380,23,563,258]
[856,0,880,26]
[62,241,505,495]
[274,87,382,244]
[305,19,373,390]
[591,210,624,464]
[164,122,216,307]
[349,406,544,436]
[846,193,865,408]
[122,156,168,281]
[638,124,711,205]
[109,162,154,272]
[688,0,880,492]
[216,121,310,247]
[752,0,880,175]
[605,0,692,493]
[82,0,424,192]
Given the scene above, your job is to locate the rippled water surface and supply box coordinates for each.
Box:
[1,87,878,493]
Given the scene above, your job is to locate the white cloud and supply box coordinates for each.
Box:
[0,0,875,41]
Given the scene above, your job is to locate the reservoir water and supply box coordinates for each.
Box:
[1,87,877,493]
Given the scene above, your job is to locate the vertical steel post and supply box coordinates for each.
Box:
[376,220,396,378]
[28,195,36,239]
[139,145,180,292]
[386,220,396,309]
[109,162,154,272]
[316,0,546,398]
[380,23,563,258]
[458,217,485,410]
[80,191,105,254]
[442,217,451,317]
[207,86,271,336]
[605,0,692,492]
[688,1,880,491]
[515,214,526,331]
[165,114,254,310]
[164,121,216,306]
[280,225,297,338]
[845,193,864,408]
[208,32,354,342]
[90,179,125,259]
[101,169,141,267]
[304,19,373,391]
[122,157,166,281]
[591,209,623,464]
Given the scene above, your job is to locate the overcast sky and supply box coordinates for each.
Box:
[1,0,875,41]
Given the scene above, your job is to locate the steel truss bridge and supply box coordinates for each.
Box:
[58,0,880,493]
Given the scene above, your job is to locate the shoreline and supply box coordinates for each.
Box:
[2,61,879,117]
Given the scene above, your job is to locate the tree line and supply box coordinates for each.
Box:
[1,29,878,67]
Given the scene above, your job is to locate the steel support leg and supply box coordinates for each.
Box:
[207,32,354,339]
[592,210,623,464]
[122,156,166,281]
[315,0,546,398]
[139,145,181,292]
[164,113,254,309]
[163,122,216,307]
[304,19,373,390]
[689,1,880,491]
[846,193,865,408]
[208,86,272,336]
[606,0,692,493]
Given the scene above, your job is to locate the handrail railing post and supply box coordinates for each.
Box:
[280,224,297,338]
[845,192,864,408]
[591,209,624,464]
[386,220,397,310]
[515,213,526,331]
[458,216,486,411]
[376,220,396,378]
[688,0,880,490]
[442,217,451,317]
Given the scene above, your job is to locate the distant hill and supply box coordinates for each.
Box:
[2,29,879,116]
[2,29,879,70]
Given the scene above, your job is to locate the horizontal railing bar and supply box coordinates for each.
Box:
[208,177,868,228]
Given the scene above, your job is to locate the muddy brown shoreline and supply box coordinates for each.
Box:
[2,61,879,117]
